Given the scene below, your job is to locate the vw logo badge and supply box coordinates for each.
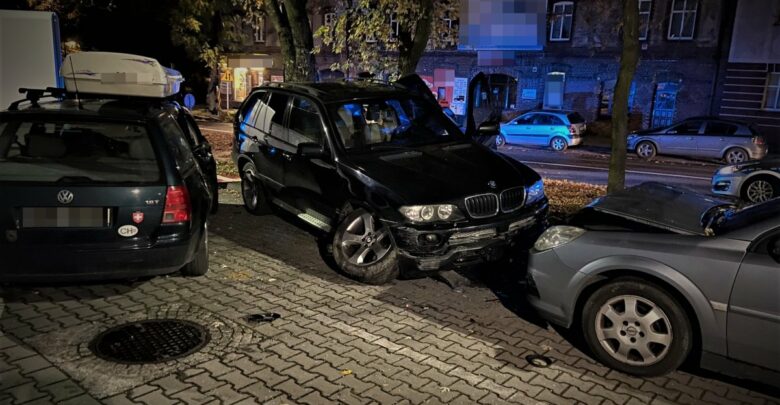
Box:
[57,190,74,204]
[487,180,497,189]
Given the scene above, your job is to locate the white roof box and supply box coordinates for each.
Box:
[61,52,183,98]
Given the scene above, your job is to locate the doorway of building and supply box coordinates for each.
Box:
[651,82,679,127]
[487,73,517,109]
[544,72,566,109]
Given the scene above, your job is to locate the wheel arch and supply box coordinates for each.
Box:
[567,257,724,357]
[636,138,660,153]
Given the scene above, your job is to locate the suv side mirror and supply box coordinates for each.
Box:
[477,121,500,137]
[297,142,327,159]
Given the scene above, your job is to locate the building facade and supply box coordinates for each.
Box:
[712,0,780,146]
[225,0,780,145]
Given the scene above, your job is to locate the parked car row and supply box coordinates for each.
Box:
[2,56,777,387]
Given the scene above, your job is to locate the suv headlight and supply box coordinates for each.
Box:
[534,226,585,251]
[399,204,465,223]
[526,180,545,204]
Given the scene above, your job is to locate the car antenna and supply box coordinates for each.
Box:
[68,55,84,110]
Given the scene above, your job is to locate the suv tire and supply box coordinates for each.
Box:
[241,162,268,215]
[332,208,399,285]
[550,136,568,151]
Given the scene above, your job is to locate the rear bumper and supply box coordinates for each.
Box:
[391,201,548,272]
[0,238,196,282]
[568,136,583,147]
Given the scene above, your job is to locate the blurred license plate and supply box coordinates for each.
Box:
[22,207,108,228]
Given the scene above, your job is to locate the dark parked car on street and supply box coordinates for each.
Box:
[233,75,548,284]
[527,183,780,385]
[712,157,780,203]
[0,89,215,281]
[627,117,767,164]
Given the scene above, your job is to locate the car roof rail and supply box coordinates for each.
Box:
[7,87,177,111]
[7,87,68,111]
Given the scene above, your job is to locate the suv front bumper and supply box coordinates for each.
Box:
[390,201,548,272]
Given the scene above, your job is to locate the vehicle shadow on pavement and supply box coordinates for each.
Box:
[212,201,780,402]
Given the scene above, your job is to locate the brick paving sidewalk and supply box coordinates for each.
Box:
[1,200,778,404]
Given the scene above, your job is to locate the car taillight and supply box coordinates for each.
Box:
[162,186,191,224]
[752,136,765,145]
[569,125,577,135]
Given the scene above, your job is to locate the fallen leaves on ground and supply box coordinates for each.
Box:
[544,179,606,220]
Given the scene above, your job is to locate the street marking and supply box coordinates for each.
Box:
[522,160,711,180]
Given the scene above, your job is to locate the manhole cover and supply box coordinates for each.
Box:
[90,319,210,364]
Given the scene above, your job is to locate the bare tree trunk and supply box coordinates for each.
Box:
[398,0,434,77]
[607,0,640,193]
[265,0,316,82]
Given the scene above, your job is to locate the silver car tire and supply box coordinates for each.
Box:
[742,176,778,203]
[636,141,657,160]
[550,137,568,152]
[724,147,748,164]
[582,277,692,377]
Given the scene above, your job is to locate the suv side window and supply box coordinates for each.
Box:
[288,96,324,147]
[160,115,197,173]
[238,91,266,125]
[549,115,565,125]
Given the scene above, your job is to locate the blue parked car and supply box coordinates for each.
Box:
[497,110,587,151]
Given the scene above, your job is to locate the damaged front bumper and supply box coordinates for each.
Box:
[390,201,548,272]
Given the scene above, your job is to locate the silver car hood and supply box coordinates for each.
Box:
[588,182,732,236]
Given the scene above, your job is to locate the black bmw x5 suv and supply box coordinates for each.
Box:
[233,75,548,284]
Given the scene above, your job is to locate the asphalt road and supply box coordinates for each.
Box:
[197,121,719,193]
[499,144,719,193]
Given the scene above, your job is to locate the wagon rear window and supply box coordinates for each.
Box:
[0,119,160,183]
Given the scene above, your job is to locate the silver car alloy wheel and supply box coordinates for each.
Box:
[340,213,392,266]
[595,295,673,366]
[726,149,747,164]
[746,180,774,203]
[637,143,654,158]
[551,138,566,151]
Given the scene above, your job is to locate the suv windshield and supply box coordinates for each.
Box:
[331,96,464,152]
[0,118,160,183]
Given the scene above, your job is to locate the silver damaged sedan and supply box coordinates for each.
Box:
[526,182,780,385]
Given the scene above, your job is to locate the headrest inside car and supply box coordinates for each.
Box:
[26,134,66,158]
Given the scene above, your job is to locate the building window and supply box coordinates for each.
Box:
[254,17,265,43]
[765,73,780,111]
[442,18,456,46]
[639,0,652,41]
[390,13,399,40]
[324,12,336,27]
[668,0,697,40]
[550,2,574,42]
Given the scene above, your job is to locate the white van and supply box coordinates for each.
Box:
[0,10,62,110]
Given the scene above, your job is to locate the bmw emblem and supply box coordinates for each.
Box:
[487,180,497,189]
